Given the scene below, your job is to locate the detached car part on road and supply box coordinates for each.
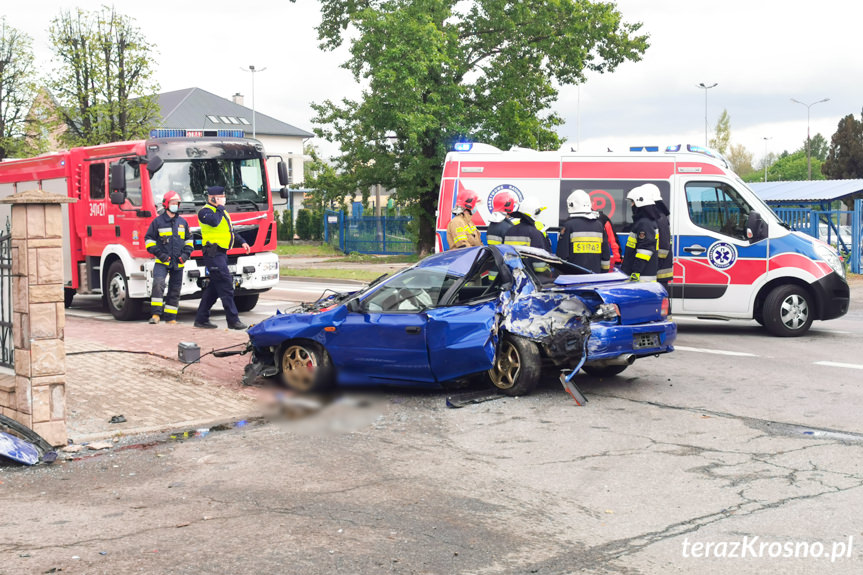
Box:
[246,245,676,396]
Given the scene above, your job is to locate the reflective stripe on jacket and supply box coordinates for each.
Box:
[198,203,235,250]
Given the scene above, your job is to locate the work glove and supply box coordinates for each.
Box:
[629,272,641,282]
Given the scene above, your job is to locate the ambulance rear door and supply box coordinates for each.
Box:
[674,176,768,316]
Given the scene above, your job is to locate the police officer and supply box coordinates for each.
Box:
[557,189,610,273]
[485,193,519,245]
[194,186,250,330]
[643,183,672,290]
[145,190,193,324]
[503,197,551,252]
[446,188,482,249]
[621,185,660,282]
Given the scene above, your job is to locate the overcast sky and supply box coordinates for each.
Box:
[6,1,862,165]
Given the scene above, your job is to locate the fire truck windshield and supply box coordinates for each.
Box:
[149,157,268,212]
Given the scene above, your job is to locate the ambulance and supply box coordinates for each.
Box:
[436,143,850,336]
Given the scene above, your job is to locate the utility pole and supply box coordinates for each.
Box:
[762,137,771,182]
[696,82,718,147]
[790,97,829,180]
[241,65,268,138]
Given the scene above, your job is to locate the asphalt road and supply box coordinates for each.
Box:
[4,280,863,574]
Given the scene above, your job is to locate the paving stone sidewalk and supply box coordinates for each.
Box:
[64,316,265,443]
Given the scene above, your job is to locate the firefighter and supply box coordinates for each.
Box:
[194,186,250,330]
[144,191,193,324]
[597,210,622,271]
[504,197,551,251]
[446,188,482,249]
[621,185,660,282]
[556,189,610,273]
[643,183,673,290]
[485,192,519,245]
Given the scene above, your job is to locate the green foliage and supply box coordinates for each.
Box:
[276,209,294,241]
[0,18,37,160]
[767,150,823,181]
[709,109,731,155]
[312,0,648,253]
[822,111,863,180]
[49,6,160,146]
[295,209,313,240]
[808,133,829,161]
[726,143,753,178]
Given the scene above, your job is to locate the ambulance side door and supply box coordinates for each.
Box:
[676,179,768,315]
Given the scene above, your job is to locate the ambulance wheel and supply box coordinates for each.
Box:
[488,335,541,396]
[64,288,75,309]
[234,294,259,312]
[106,260,143,321]
[762,284,813,337]
[279,341,333,393]
[581,364,629,378]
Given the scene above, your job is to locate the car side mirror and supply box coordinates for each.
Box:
[110,191,127,205]
[109,163,126,193]
[280,188,290,199]
[346,298,362,313]
[746,211,768,243]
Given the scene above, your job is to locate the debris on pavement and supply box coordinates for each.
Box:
[109,415,127,424]
[446,389,505,408]
[0,431,40,465]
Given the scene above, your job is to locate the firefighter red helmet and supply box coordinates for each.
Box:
[492,191,519,214]
[162,190,181,209]
[456,188,479,211]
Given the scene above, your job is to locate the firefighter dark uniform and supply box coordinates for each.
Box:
[144,207,193,322]
[621,216,659,282]
[504,213,552,274]
[446,211,481,249]
[556,216,610,273]
[194,187,249,329]
[486,217,515,245]
[655,208,672,289]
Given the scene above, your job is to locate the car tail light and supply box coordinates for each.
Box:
[661,298,669,317]
[594,303,620,321]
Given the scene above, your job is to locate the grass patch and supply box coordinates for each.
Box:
[275,243,342,257]
[333,252,419,264]
[279,267,386,282]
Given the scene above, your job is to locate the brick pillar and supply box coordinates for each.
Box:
[0,190,76,447]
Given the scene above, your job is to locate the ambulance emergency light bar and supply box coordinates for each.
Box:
[630,144,719,159]
[149,128,246,139]
[453,141,473,152]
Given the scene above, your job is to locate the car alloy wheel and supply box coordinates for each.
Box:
[281,344,320,392]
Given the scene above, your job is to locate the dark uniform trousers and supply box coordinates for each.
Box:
[195,247,240,325]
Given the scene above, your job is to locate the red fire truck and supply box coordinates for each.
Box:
[0,129,287,320]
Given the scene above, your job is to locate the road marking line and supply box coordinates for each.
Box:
[674,345,757,357]
[814,361,863,370]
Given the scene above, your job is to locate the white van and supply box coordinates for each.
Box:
[436,143,850,336]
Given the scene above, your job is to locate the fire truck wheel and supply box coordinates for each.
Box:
[762,284,813,337]
[105,260,143,321]
[234,294,259,313]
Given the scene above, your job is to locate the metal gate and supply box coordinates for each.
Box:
[772,199,862,274]
[324,210,415,255]
[0,218,13,369]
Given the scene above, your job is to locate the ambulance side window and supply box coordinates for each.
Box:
[89,164,105,200]
[685,182,752,242]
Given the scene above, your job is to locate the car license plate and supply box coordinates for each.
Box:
[633,332,660,349]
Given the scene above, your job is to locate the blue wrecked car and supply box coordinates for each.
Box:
[246,245,676,395]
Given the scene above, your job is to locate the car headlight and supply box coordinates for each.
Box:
[815,244,845,279]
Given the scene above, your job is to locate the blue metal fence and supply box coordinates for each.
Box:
[324,210,415,255]
[772,200,862,274]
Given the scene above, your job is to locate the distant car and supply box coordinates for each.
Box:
[246,245,676,395]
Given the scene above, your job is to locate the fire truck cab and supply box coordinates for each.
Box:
[0,130,286,320]
[436,143,850,336]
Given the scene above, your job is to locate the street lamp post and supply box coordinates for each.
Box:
[696,82,718,147]
[241,65,268,138]
[762,136,772,182]
[790,97,829,180]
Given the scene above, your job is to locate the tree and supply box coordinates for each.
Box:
[48,6,160,146]
[809,133,828,161]
[822,111,863,180]
[709,109,730,155]
[726,143,753,178]
[0,18,37,160]
[312,0,648,253]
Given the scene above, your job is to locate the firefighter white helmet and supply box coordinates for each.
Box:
[519,197,546,218]
[627,185,656,208]
[566,189,593,215]
[640,183,663,204]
